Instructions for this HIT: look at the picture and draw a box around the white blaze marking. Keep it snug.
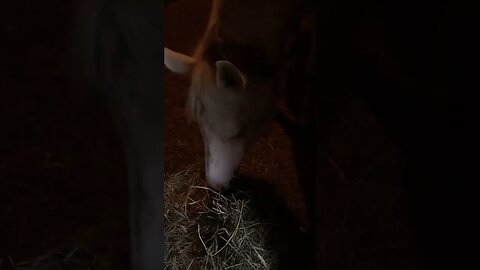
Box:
[205,138,244,190]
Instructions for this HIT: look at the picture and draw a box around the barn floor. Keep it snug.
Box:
[1,0,421,269]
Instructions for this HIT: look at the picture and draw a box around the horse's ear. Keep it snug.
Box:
[164,47,195,75]
[215,60,246,89]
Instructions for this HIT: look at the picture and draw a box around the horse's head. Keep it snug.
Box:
[165,48,276,191]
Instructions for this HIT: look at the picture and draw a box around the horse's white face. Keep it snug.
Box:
[165,48,276,191]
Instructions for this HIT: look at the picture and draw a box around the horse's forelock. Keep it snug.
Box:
[185,61,215,121]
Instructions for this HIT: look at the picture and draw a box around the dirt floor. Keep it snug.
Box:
[1,0,421,269]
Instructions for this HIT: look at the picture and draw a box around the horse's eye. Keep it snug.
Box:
[229,126,246,140]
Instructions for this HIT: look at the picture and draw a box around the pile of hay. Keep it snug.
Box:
[164,167,279,270]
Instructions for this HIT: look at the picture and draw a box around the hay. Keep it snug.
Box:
[165,167,278,270]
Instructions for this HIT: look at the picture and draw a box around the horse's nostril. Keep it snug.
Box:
[207,180,230,193]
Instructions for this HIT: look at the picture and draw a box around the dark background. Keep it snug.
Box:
[1,0,476,269]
